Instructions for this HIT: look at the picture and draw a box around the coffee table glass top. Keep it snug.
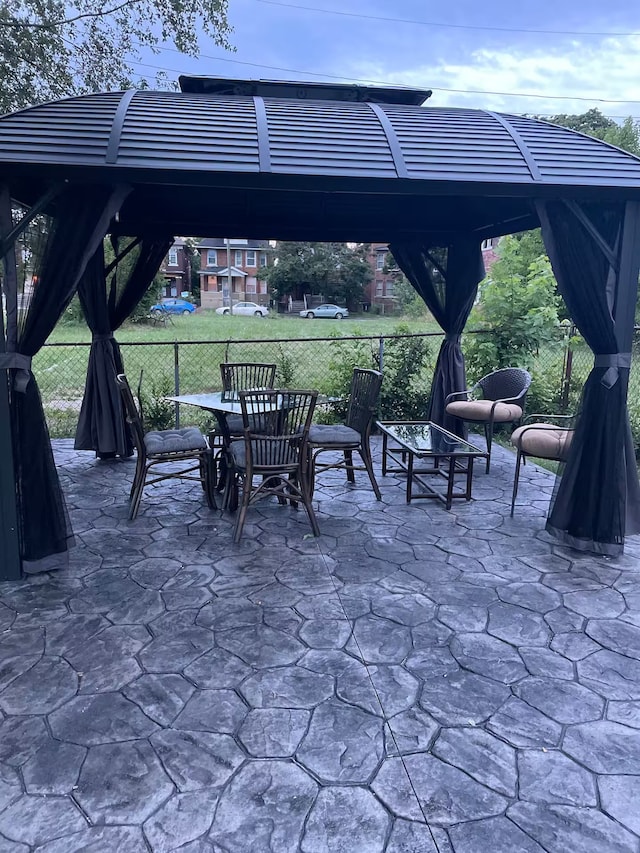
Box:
[377,421,485,457]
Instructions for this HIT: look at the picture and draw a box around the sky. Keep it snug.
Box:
[131,0,640,121]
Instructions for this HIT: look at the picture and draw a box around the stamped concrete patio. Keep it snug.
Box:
[0,438,639,852]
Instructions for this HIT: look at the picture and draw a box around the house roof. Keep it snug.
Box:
[2,78,640,242]
[198,238,271,249]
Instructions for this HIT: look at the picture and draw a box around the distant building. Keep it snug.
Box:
[197,238,273,310]
[481,237,500,274]
[159,239,191,297]
[365,243,397,313]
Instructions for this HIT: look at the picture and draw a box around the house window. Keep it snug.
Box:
[481,238,494,251]
[235,250,243,267]
[259,252,268,267]
[246,250,256,267]
[168,248,178,266]
[385,281,394,296]
[246,280,256,294]
[207,249,217,266]
[376,281,383,296]
[376,252,386,271]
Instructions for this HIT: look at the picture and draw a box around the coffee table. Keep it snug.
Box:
[376,420,489,509]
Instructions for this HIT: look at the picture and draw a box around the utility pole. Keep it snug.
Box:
[225,237,233,314]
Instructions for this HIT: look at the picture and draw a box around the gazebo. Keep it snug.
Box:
[1,76,639,577]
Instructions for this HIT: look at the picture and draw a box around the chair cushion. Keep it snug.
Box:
[445,399,523,423]
[230,440,297,469]
[144,427,207,455]
[224,414,273,435]
[224,414,244,435]
[511,423,573,460]
[308,424,360,446]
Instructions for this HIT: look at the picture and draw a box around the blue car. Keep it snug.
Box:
[150,298,196,316]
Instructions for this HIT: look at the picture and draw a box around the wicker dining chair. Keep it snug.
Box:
[308,367,383,499]
[219,361,277,433]
[510,413,575,516]
[445,367,531,473]
[116,373,216,519]
[228,389,319,543]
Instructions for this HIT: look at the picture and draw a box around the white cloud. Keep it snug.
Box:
[351,35,640,117]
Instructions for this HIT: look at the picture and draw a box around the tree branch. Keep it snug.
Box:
[0,0,146,30]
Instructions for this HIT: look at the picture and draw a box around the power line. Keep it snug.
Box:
[254,0,640,37]
[125,53,640,106]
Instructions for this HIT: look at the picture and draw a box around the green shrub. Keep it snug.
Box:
[139,374,175,431]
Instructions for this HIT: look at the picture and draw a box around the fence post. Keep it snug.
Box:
[378,336,384,374]
[173,341,180,428]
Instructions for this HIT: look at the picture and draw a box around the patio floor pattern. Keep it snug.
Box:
[0,438,639,852]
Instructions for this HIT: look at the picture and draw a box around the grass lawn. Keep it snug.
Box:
[47,310,441,344]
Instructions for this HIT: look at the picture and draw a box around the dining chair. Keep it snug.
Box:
[228,389,319,543]
[444,367,531,473]
[510,413,575,516]
[307,367,383,500]
[219,361,277,434]
[116,373,216,519]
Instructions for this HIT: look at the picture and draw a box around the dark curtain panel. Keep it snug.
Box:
[74,235,173,457]
[9,185,129,571]
[390,238,485,436]
[537,199,640,555]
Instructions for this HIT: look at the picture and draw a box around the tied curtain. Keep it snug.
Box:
[390,238,485,436]
[5,184,130,572]
[74,234,174,458]
[537,199,640,556]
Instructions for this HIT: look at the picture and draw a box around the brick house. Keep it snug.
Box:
[159,238,192,298]
[197,238,273,310]
[365,243,397,313]
[365,239,500,311]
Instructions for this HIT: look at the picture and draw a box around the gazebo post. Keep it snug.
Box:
[0,187,23,579]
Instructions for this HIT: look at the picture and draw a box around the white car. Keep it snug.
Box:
[215,301,269,317]
[299,303,349,319]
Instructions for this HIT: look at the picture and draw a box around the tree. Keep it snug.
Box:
[259,242,372,308]
[465,241,561,379]
[545,108,640,157]
[0,0,232,114]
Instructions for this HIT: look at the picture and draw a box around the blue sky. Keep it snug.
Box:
[133,0,640,120]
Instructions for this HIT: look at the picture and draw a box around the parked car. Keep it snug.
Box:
[150,297,196,316]
[299,303,349,319]
[215,301,269,317]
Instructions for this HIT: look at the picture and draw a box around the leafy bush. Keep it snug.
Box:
[321,324,431,422]
[139,374,175,431]
[465,251,561,381]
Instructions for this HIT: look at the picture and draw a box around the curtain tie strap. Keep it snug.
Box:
[595,352,632,389]
[0,353,32,392]
[91,333,114,342]
[444,333,461,343]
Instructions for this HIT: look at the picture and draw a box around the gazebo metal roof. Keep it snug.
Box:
[2,79,640,241]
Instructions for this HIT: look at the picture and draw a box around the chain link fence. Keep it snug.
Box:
[35,326,640,453]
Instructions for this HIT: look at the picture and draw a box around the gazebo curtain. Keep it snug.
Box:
[74,234,173,458]
[5,184,129,572]
[537,199,640,555]
[390,238,485,436]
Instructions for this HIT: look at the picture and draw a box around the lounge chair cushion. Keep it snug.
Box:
[308,424,360,445]
[445,399,523,422]
[511,423,573,460]
[145,427,207,455]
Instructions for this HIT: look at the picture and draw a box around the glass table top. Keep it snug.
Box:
[376,421,485,456]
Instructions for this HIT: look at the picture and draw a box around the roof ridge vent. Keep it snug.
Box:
[178,75,432,106]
